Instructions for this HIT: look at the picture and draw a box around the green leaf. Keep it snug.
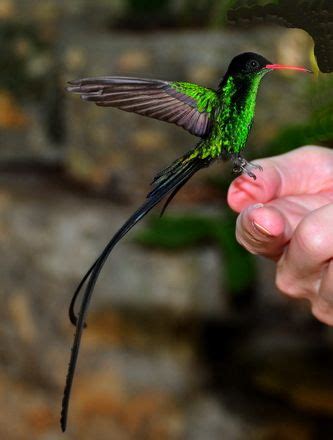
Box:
[135,213,256,294]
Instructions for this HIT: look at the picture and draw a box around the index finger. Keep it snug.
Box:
[228,145,333,213]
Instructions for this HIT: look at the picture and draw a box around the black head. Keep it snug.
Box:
[226,52,272,77]
[225,52,312,79]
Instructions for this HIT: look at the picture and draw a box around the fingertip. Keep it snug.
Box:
[227,162,283,213]
[227,174,264,212]
[236,204,289,258]
[249,205,285,238]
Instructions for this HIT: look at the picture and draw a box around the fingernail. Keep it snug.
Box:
[252,221,274,237]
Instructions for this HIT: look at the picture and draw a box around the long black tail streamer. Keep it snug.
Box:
[60,154,211,431]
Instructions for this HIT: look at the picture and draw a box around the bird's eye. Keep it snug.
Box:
[250,60,259,69]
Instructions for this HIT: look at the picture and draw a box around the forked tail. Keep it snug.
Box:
[60,149,212,431]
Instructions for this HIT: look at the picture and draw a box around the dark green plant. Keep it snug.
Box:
[265,74,333,156]
[135,213,256,294]
[0,21,50,100]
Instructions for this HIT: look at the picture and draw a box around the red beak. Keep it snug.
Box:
[265,63,312,73]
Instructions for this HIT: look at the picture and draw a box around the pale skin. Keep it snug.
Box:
[227,145,333,326]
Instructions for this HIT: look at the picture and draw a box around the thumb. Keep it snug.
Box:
[236,203,292,260]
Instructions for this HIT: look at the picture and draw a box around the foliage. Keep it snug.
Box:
[0,20,66,143]
[136,212,256,294]
[0,21,50,100]
[265,73,333,156]
[113,0,235,29]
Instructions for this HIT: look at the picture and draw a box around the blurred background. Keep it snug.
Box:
[0,1,333,439]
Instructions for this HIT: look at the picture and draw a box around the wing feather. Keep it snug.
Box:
[68,76,218,137]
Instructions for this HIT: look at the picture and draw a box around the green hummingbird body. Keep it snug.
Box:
[215,73,264,155]
[61,52,311,431]
[171,71,266,163]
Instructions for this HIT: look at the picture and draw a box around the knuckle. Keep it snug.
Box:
[297,145,321,154]
[296,218,327,257]
[311,301,333,326]
[288,146,333,177]
[297,145,329,158]
[275,269,303,298]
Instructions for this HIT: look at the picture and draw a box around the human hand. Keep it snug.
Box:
[227,145,333,326]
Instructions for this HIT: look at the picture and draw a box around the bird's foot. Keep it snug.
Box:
[231,155,263,180]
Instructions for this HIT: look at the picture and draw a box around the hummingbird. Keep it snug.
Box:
[61,52,311,431]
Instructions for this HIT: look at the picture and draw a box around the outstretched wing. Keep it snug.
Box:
[67,77,218,138]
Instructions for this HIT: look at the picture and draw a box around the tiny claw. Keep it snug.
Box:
[255,164,263,172]
[247,170,257,180]
[231,155,262,180]
[246,162,263,172]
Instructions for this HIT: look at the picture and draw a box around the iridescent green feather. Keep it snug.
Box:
[170,81,218,113]
[172,72,265,162]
